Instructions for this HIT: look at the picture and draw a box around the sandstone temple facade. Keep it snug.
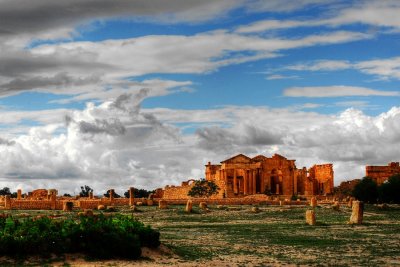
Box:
[162,153,334,199]
[366,162,400,185]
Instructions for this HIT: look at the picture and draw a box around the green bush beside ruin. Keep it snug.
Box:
[0,214,160,259]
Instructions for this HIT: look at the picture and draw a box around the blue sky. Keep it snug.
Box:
[0,0,399,193]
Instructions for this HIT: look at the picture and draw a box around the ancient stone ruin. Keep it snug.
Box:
[349,201,364,224]
[163,153,334,200]
[306,210,316,225]
[0,187,155,211]
[366,161,400,185]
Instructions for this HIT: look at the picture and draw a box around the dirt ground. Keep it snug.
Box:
[1,203,400,266]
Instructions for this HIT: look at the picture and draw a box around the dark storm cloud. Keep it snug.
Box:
[0,137,15,146]
[241,125,283,146]
[0,0,242,37]
[196,126,237,152]
[196,124,283,152]
[79,118,126,136]
[110,88,149,114]
[0,50,111,96]
[0,73,100,93]
[0,51,110,76]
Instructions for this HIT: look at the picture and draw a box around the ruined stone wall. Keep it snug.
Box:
[152,188,164,198]
[0,197,130,210]
[161,154,335,199]
[9,200,63,210]
[162,183,193,199]
[309,164,334,194]
[27,189,49,200]
[160,196,308,206]
[366,162,400,185]
[205,163,221,181]
[262,156,296,196]
[295,168,308,195]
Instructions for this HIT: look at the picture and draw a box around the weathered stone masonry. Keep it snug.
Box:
[366,162,400,185]
[163,153,334,199]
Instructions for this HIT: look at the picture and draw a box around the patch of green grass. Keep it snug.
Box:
[148,204,400,265]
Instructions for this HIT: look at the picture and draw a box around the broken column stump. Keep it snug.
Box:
[63,201,73,211]
[109,189,114,202]
[349,201,364,224]
[348,198,353,208]
[185,200,193,213]
[129,187,135,206]
[306,210,316,225]
[310,197,317,208]
[5,195,11,210]
[50,194,57,210]
[199,202,207,210]
[17,189,22,200]
[159,200,168,209]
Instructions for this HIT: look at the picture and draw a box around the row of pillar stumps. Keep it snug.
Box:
[63,187,138,211]
[306,197,364,225]
[4,187,138,211]
[159,198,365,225]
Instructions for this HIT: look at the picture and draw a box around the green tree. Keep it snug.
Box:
[352,177,378,203]
[379,174,400,203]
[0,187,11,196]
[188,179,220,198]
[79,185,93,197]
[123,188,154,198]
[104,190,121,198]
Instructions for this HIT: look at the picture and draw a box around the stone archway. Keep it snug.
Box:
[270,169,283,194]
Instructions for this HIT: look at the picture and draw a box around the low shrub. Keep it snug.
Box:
[0,214,159,259]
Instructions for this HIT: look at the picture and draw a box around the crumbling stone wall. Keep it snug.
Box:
[28,189,49,200]
[366,162,400,185]
[162,182,194,199]
[0,188,132,210]
[308,164,334,195]
[164,154,335,199]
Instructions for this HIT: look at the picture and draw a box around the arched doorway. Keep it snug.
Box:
[270,169,282,195]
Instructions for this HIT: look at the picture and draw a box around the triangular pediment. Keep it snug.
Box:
[251,155,268,162]
[272,153,288,160]
[221,154,251,164]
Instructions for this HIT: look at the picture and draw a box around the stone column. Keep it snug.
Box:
[89,191,94,199]
[17,189,22,200]
[276,184,280,195]
[233,169,238,194]
[129,187,135,206]
[252,170,257,194]
[50,194,56,210]
[349,201,364,224]
[249,170,253,194]
[260,172,265,194]
[244,170,249,195]
[109,189,114,202]
[199,202,207,210]
[306,210,316,225]
[223,169,228,185]
[159,200,168,209]
[185,199,193,213]
[310,197,317,208]
[348,198,353,208]
[5,195,11,210]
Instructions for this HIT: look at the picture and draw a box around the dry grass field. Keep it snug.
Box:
[1,203,399,266]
